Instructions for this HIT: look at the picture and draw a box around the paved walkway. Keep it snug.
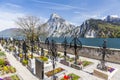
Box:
[0,45,39,80]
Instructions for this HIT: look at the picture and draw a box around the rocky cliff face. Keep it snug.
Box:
[45,13,75,37]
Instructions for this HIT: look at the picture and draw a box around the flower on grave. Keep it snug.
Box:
[0,78,3,80]
[64,75,69,80]
[107,67,115,73]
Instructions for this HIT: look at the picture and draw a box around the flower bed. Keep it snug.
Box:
[45,67,65,77]
[0,74,20,80]
[0,58,16,75]
[0,66,16,75]
[70,60,93,70]
[61,73,80,80]
[0,58,10,67]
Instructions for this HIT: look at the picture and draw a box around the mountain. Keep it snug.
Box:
[104,15,120,24]
[45,13,75,37]
[77,18,120,38]
[0,28,23,38]
[45,14,120,38]
[1,14,120,38]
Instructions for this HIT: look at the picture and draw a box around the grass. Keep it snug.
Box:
[82,61,93,67]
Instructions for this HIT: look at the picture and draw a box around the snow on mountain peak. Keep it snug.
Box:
[50,13,61,19]
[110,15,119,18]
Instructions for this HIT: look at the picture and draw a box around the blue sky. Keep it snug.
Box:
[0,0,120,31]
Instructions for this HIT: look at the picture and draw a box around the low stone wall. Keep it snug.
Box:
[40,42,120,64]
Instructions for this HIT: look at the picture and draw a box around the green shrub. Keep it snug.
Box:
[9,66,16,73]
[9,46,15,51]
[0,52,5,56]
[22,59,28,66]
[3,66,9,73]
[11,75,20,80]
[39,56,48,62]
[69,58,74,62]
[0,51,5,56]
[19,53,23,58]
[0,59,5,66]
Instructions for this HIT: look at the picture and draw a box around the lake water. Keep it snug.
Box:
[40,37,120,49]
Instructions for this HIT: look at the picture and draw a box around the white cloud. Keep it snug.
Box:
[0,3,24,31]
[0,11,25,31]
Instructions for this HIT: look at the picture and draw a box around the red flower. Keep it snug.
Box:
[64,75,69,80]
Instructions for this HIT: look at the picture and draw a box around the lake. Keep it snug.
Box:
[40,37,120,49]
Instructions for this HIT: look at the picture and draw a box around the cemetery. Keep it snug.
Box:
[0,37,119,80]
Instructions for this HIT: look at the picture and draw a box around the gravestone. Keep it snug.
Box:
[35,58,44,79]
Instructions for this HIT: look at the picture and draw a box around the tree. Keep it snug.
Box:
[15,15,47,41]
[15,15,48,58]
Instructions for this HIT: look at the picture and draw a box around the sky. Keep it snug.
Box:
[0,0,120,31]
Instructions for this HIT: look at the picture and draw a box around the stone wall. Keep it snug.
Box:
[40,42,120,64]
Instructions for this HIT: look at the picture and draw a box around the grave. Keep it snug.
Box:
[93,67,117,80]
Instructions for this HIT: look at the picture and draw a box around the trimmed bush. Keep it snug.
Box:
[39,56,48,62]
[3,66,9,73]
[9,66,16,73]
[22,59,28,66]
[11,75,20,80]
[19,53,23,58]
[0,59,5,66]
